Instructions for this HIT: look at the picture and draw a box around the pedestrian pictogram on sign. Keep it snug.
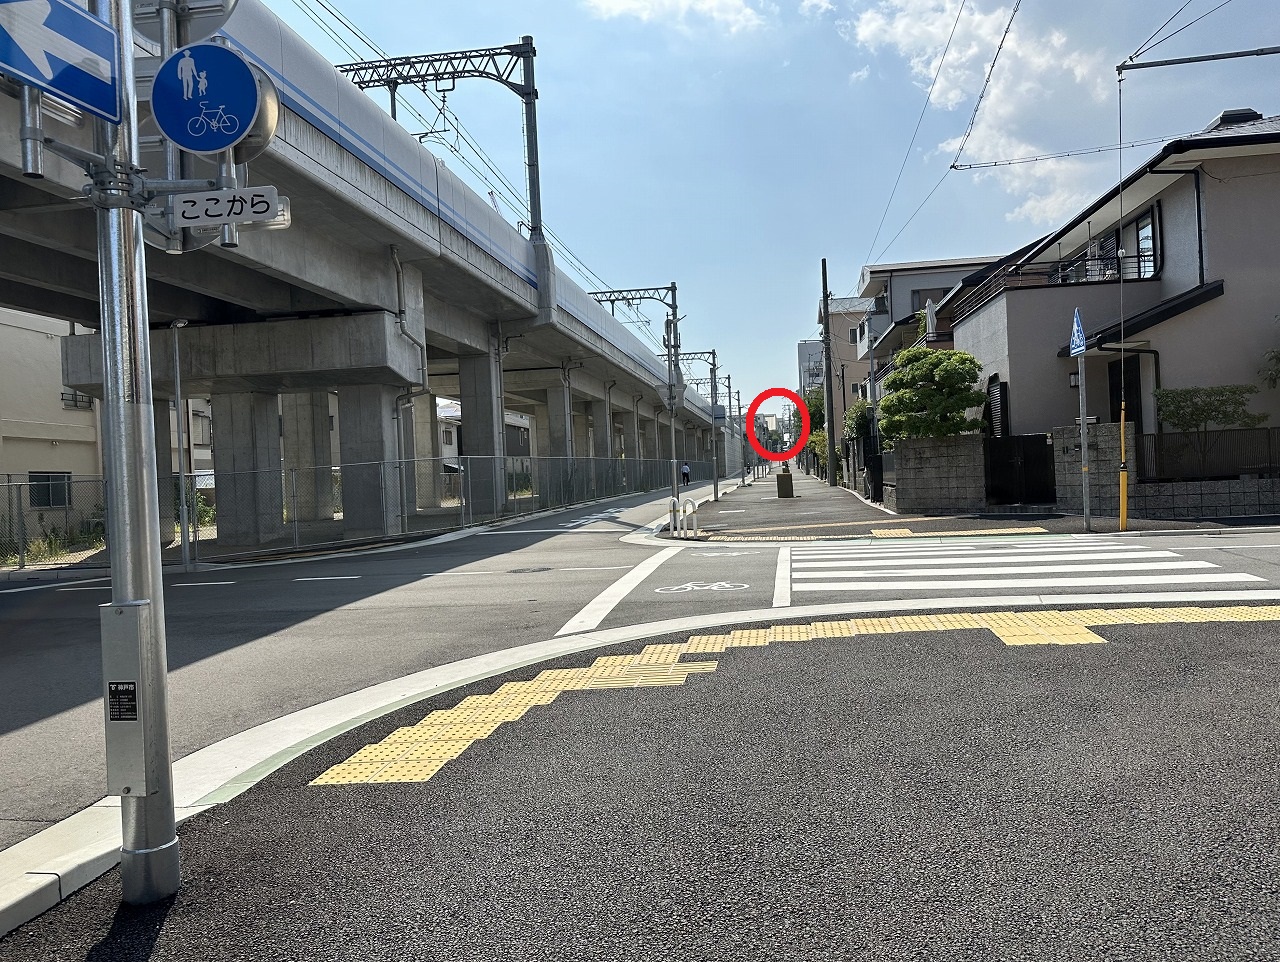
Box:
[151,41,260,154]
[1070,308,1087,357]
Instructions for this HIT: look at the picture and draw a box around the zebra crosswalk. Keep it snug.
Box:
[779,537,1267,602]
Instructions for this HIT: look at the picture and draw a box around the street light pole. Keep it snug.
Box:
[821,258,838,487]
[171,321,191,570]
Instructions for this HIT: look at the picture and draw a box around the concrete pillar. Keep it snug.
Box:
[620,406,640,489]
[411,393,441,510]
[282,391,334,522]
[210,392,285,545]
[590,398,613,459]
[153,399,176,544]
[573,411,590,461]
[458,346,506,518]
[337,384,401,537]
[650,407,663,460]
[546,381,573,459]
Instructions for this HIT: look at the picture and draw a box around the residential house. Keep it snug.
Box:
[943,108,1280,441]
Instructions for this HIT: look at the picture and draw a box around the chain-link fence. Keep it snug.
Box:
[1,456,716,569]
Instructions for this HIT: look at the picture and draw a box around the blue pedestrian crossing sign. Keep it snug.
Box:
[151,42,260,154]
[0,0,120,123]
[1069,308,1087,357]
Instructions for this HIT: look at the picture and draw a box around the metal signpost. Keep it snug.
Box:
[4,0,285,906]
[1070,308,1091,532]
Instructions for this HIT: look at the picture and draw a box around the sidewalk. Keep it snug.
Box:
[691,466,1226,541]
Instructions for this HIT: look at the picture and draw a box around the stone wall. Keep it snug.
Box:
[1053,421,1280,518]
[884,435,985,514]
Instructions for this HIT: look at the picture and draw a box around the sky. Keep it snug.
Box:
[262,0,1279,418]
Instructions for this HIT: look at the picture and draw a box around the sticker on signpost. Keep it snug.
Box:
[151,41,260,154]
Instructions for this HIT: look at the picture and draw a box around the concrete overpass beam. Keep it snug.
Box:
[210,392,286,545]
[337,385,402,537]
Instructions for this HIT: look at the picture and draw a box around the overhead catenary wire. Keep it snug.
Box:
[287,0,668,349]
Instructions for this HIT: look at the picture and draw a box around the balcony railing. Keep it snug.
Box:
[953,254,1154,323]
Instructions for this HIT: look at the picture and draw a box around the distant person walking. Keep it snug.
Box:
[681,462,691,485]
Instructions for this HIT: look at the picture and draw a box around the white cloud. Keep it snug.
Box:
[844,0,1111,225]
[800,0,835,14]
[849,65,871,82]
[583,0,768,32]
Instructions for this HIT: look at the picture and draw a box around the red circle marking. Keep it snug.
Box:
[747,388,810,462]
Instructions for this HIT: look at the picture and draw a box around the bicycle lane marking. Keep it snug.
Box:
[555,547,682,637]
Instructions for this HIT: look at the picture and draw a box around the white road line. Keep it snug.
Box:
[294,576,361,582]
[559,566,634,571]
[793,573,1262,592]
[555,547,681,636]
[173,581,236,586]
[790,543,1133,559]
[479,528,626,535]
[792,550,1180,568]
[773,546,791,608]
[0,577,109,594]
[790,561,1216,578]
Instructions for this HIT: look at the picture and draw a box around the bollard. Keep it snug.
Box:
[776,463,795,498]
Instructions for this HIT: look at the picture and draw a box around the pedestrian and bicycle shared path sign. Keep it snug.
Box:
[0,0,120,122]
[151,41,260,154]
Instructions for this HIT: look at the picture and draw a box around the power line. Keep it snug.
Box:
[872,166,950,263]
[949,0,1023,167]
[952,129,1201,169]
[1127,0,1197,62]
[1132,0,1237,61]
[861,0,968,267]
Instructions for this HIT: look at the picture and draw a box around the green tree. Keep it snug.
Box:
[877,346,985,444]
[843,399,871,440]
[1261,348,1280,389]
[1153,385,1268,475]
[1153,385,1268,433]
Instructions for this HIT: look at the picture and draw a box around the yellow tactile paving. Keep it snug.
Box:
[312,604,1280,787]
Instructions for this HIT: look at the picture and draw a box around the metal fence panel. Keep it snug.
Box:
[2,456,717,570]
[1138,428,1275,481]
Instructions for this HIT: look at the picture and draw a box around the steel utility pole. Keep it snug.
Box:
[96,0,180,903]
[589,284,681,501]
[679,352,723,500]
[820,259,838,487]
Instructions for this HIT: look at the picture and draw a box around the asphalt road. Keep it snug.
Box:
[6,480,1280,854]
[0,485,703,850]
[3,610,1278,960]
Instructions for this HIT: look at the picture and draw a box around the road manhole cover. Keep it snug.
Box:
[508,566,552,573]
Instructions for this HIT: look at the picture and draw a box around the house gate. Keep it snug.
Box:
[984,434,1056,505]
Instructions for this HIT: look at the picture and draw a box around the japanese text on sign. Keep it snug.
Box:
[172,186,279,227]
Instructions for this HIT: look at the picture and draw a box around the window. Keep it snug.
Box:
[61,391,93,410]
[29,472,71,508]
[191,412,212,446]
[442,428,454,446]
[910,288,950,312]
[1136,210,1156,279]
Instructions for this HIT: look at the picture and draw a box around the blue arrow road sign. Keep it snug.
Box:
[151,42,259,154]
[0,0,119,123]
[1070,308,1087,357]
